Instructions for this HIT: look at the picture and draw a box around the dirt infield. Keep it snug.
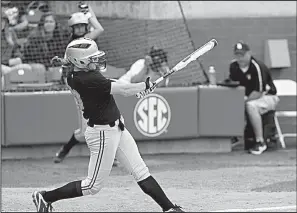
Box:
[2,149,296,212]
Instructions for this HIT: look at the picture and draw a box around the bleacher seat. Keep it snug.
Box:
[4,63,46,90]
[47,67,62,83]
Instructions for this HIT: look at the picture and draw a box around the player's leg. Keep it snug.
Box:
[54,112,87,163]
[54,128,84,163]
[54,116,120,166]
[115,128,184,212]
[246,95,279,154]
[33,125,121,212]
[55,133,120,167]
[81,125,121,196]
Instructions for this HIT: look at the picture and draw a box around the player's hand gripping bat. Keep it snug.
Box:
[136,39,218,98]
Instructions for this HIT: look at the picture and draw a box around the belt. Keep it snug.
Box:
[88,118,125,131]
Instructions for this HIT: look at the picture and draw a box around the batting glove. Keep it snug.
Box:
[137,77,157,99]
[51,56,62,66]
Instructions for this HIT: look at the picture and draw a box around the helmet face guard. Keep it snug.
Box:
[87,53,107,72]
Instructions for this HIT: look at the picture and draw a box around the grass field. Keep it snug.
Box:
[2,149,296,212]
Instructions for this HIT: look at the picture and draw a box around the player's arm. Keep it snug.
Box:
[110,80,150,97]
[84,5,104,40]
[89,74,151,97]
[110,78,128,84]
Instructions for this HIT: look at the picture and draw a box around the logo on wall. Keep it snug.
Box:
[133,94,171,137]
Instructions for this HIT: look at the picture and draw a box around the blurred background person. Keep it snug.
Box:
[2,1,29,39]
[26,1,50,26]
[119,46,170,87]
[1,12,32,89]
[23,11,69,69]
[68,2,104,42]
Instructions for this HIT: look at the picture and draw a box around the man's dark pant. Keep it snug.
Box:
[244,110,278,150]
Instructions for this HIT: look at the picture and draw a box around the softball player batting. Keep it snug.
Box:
[51,5,119,166]
[32,38,184,212]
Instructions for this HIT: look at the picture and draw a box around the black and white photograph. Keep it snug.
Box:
[1,1,296,212]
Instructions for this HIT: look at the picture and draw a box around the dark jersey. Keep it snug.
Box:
[229,57,277,96]
[67,70,121,125]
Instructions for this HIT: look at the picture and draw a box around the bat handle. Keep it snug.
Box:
[135,79,161,98]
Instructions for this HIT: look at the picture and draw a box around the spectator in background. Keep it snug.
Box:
[119,47,170,87]
[228,41,279,155]
[1,12,32,89]
[2,1,29,39]
[68,3,104,42]
[23,12,69,68]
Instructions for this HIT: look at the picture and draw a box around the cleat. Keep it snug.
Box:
[53,148,68,163]
[32,191,53,212]
[165,205,185,212]
[231,137,240,147]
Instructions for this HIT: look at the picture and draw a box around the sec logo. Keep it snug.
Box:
[134,94,171,137]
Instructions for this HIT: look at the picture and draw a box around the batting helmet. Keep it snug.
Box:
[68,12,88,27]
[65,38,106,71]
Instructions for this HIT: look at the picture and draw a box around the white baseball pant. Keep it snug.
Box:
[81,118,150,195]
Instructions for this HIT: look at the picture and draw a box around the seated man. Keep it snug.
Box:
[119,46,170,86]
[228,41,279,155]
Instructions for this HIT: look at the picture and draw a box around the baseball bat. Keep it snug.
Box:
[136,38,218,98]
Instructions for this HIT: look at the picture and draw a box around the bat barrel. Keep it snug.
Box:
[210,38,218,46]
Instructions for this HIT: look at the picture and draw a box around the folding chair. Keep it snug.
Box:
[273,79,297,148]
